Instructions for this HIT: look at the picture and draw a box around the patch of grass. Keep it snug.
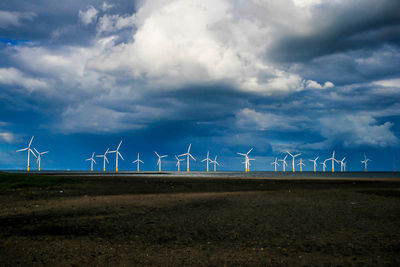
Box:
[0,172,77,190]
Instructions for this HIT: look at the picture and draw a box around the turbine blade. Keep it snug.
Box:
[178,153,187,157]
[42,151,49,155]
[118,152,124,160]
[247,148,253,154]
[139,160,144,163]
[188,143,191,153]
[154,151,160,157]
[28,136,34,147]
[16,147,28,152]
[105,157,109,164]
[34,148,39,154]
[30,149,37,158]
[132,160,138,163]
[117,140,122,150]
[189,154,196,161]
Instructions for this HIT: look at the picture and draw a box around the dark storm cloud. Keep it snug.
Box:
[268,0,400,63]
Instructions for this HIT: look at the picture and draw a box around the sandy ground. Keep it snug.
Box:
[0,175,399,266]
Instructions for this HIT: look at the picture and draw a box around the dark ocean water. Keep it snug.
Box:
[4,170,400,179]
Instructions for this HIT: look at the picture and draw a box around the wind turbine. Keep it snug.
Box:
[33,148,49,171]
[309,156,319,172]
[16,136,36,171]
[278,155,288,172]
[297,158,305,172]
[321,160,327,172]
[286,151,301,172]
[175,155,184,172]
[96,148,109,171]
[237,148,253,172]
[338,157,346,172]
[179,144,196,172]
[210,156,220,172]
[271,158,280,172]
[326,151,338,172]
[132,153,144,172]
[201,151,212,172]
[110,140,124,172]
[361,154,371,172]
[85,152,96,171]
[155,151,167,172]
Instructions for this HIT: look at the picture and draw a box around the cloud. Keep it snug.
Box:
[79,6,98,25]
[0,132,14,143]
[0,10,35,28]
[0,67,48,91]
[319,114,398,147]
[235,108,307,131]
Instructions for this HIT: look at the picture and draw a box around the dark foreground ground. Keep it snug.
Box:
[0,172,399,266]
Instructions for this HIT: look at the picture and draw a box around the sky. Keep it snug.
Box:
[0,0,400,171]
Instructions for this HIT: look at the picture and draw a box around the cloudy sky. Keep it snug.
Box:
[1,0,400,171]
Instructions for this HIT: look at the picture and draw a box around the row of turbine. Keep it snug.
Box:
[271,151,371,172]
[16,136,371,172]
[85,142,220,172]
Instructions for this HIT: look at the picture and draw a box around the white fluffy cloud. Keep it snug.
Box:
[319,114,398,147]
[0,68,48,91]
[79,6,98,25]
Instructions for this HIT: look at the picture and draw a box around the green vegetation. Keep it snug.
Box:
[0,172,77,189]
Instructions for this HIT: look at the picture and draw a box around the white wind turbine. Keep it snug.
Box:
[96,148,109,172]
[297,158,305,172]
[338,157,346,172]
[237,148,253,172]
[271,158,280,172]
[210,156,220,172]
[361,154,371,172]
[179,144,196,172]
[110,140,124,172]
[132,153,144,172]
[201,151,212,172]
[321,159,327,172]
[279,155,288,172]
[16,136,36,171]
[33,148,49,171]
[309,156,319,172]
[326,151,339,172]
[175,155,184,172]
[85,152,96,171]
[286,151,301,172]
[155,151,168,172]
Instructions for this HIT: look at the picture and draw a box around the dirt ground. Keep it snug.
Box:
[0,175,400,266]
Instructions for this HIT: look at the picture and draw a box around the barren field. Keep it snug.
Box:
[0,173,400,266]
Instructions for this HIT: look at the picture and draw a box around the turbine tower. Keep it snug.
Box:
[339,157,346,172]
[85,152,96,171]
[155,151,167,172]
[326,151,338,172]
[179,144,195,172]
[96,148,109,171]
[309,156,319,172]
[210,156,220,172]
[279,155,288,172]
[16,136,36,172]
[110,140,124,172]
[175,155,184,172]
[321,160,327,172]
[237,148,253,172]
[132,153,144,172]
[271,158,280,172]
[286,151,301,172]
[33,148,49,171]
[361,154,371,172]
[297,158,305,172]
[201,151,212,172]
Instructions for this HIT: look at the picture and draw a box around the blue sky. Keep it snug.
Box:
[1,0,400,171]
